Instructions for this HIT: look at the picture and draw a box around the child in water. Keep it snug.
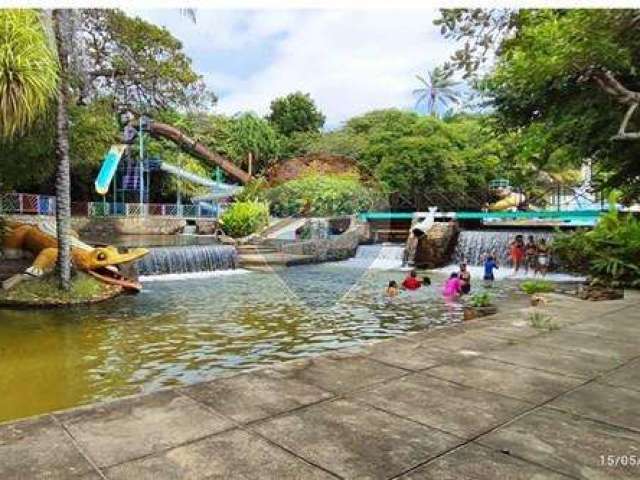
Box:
[443,272,462,298]
[385,280,399,297]
[483,253,499,286]
[459,263,471,295]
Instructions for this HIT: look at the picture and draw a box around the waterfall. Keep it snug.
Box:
[452,229,555,266]
[341,244,405,269]
[137,245,238,275]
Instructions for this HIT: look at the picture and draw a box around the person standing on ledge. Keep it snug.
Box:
[510,234,525,273]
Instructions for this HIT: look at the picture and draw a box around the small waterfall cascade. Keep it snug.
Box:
[182,225,197,235]
[452,229,555,266]
[137,245,238,275]
[346,244,405,269]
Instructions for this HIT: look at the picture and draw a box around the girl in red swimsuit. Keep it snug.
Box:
[510,235,525,273]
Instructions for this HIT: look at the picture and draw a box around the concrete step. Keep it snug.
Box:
[238,252,315,269]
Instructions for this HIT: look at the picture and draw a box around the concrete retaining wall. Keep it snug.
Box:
[277,217,369,263]
[2,214,194,236]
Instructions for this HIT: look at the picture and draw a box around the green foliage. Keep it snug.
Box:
[554,197,640,287]
[528,311,559,331]
[267,173,380,217]
[267,91,325,136]
[0,9,58,139]
[234,177,269,202]
[79,10,213,110]
[339,109,502,196]
[520,280,555,295]
[469,292,493,307]
[220,200,269,238]
[0,99,119,197]
[413,66,461,116]
[225,113,281,174]
[473,9,640,199]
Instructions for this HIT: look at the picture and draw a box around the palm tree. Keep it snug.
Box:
[0,10,58,138]
[413,66,461,116]
[52,9,72,290]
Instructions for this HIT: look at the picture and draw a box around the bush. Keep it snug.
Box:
[554,197,640,288]
[469,292,493,307]
[220,201,269,238]
[520,280,555,295]
[267,173,381,216]
[528,312,559,331]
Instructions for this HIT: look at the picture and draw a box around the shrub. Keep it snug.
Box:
[528,312,559,331]
[469,292,493,307]
[220,201,269,238]
[520,280,555,295]
[554,195,640,288]
[267,173,381,216]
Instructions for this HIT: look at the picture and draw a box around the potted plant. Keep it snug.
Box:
[463,292,497,321]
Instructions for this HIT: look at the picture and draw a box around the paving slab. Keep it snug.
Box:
[598,358,640,392]
[354,373,531,437]
[479,407,640,479]
[105,428,336,480]
[0,415,97,479]
[463,316,543,341]
[181,367,334,424]
[364,336,469,371]
[408,329,512,356]
[527,331,639,363]
[269,352,407,394]
[398,442,571,479]
[549,382,640,433]
[563,314,640,343]
[484,342,624,378]
[425,357,584,403]
[55,389,233,468]
[253,398,460,479]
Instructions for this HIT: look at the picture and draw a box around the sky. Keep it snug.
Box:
[129,9,459,128]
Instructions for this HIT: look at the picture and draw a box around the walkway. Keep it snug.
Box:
[2,292,640,479]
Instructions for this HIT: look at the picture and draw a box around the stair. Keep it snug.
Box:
[237,245,315,271]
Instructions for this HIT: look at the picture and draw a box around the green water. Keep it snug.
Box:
[0,261,513,423]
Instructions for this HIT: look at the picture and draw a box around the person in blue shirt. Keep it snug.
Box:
[483,253,499,285]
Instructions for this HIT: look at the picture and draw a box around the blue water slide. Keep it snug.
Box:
[95,145,127,195]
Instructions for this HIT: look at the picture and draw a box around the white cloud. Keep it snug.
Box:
[129,9,458,127]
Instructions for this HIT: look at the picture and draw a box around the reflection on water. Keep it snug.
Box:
[0,261,513,422]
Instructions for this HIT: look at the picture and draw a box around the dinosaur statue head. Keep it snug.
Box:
[74,246,149,292]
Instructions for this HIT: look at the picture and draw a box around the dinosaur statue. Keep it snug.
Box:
[1,220,148,292]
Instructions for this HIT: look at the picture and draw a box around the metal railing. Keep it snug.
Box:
[1,193,219,219]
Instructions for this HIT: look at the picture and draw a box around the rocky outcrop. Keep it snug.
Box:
[413,221,459,268]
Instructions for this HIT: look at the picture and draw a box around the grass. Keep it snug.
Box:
[521,279,555,295]
[0,272,118,305]
[528,311,560,331]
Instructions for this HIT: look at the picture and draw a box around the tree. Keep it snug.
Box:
[52,8,73,290]
[436,9,640,200]
[0,10,58,139]
[76,9,214,111]
[413,66,461,116]
[267,92,325,136]
[226,113,280,175]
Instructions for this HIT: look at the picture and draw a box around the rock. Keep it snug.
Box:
[577,285,624,301]
[414,221,459,269]
[530,295,550,306]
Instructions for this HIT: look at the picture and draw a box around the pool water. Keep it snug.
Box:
[0,260,515,423]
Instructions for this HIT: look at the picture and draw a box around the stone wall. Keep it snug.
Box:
[413,221,459,268]
[278,217,368,263]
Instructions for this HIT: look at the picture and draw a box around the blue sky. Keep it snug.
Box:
[130,9,459,127]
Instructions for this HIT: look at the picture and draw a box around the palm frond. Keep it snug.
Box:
[0,9,59,139]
